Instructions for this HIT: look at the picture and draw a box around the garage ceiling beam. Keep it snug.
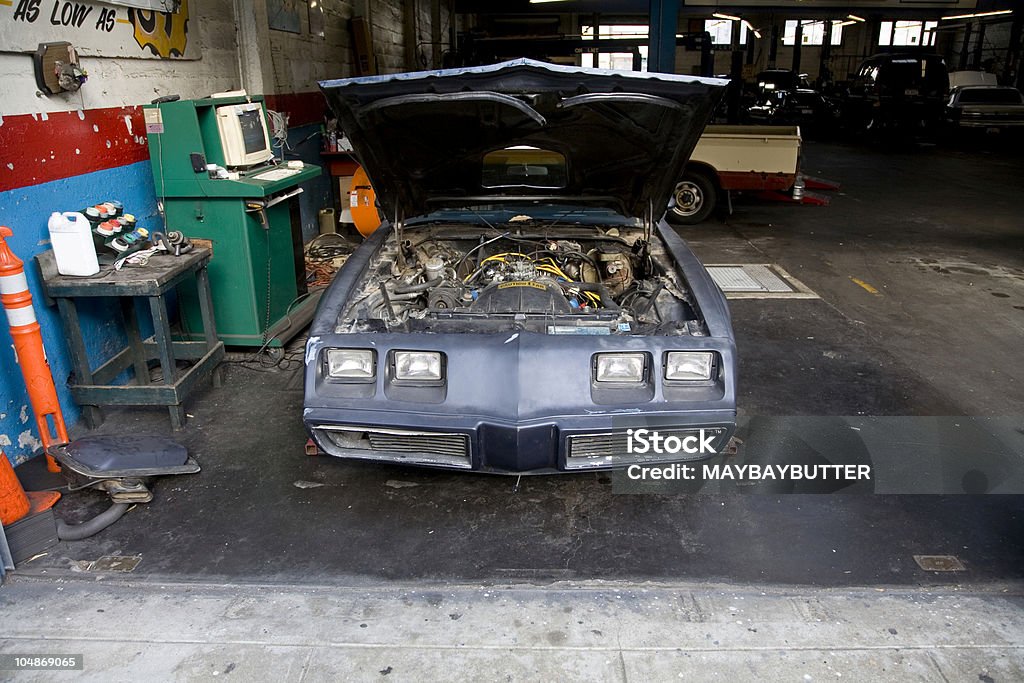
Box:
[233,0,273,95]
[432,0,443,68]
[648,0,679,73]
[1004,15,1022,88]
[404,0,419,71]
[455,1,992,17]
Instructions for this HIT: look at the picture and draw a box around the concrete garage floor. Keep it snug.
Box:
[4,141,1023,680]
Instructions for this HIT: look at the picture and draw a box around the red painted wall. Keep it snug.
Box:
[0,92,327,193]
[266,92,328,128]
[0,108,149,193]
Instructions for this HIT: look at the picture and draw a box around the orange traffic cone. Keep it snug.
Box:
[0,226,69,473]
[0,450,30,525]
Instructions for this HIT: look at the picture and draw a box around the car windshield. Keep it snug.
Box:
[405,204,643,228]
[958,88,1024,104]
[758,71,797,91]
[880,57,947,90]
[481,147,568,190]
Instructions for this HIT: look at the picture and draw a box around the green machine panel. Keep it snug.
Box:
[144,95,322,347]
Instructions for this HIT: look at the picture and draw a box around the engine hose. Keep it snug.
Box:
[392,277,442,294]
[573,282,620,310]
[636,282,665,317]
[56,502,130,541]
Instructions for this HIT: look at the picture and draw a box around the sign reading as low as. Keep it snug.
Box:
[1,0,197,60]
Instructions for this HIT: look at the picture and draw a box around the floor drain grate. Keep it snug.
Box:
[706,264,818,299]
[913,555,966,572]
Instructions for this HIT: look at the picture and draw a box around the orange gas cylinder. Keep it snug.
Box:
[350,165,382,238]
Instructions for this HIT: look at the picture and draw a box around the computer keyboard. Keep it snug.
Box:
[253,167,300,182]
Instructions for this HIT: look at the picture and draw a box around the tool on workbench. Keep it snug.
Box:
[151,230,193,256]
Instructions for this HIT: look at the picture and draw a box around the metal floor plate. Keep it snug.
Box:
[706,264,819,299]
[81,554,143,573]
[913,555,967,572]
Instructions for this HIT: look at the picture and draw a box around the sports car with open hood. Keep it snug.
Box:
[305,59,734,473]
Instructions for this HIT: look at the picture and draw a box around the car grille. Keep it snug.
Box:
[315,426,472,469]
[365,431,469,457]
[566,428,727,470]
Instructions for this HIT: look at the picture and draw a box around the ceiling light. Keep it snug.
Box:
[529,0,573,4]
[712,12,741,22]
[837,21,857,28]
[941,9,1013,21]
[847,14,866,23]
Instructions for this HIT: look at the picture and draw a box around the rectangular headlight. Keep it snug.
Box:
[595,352,647,383]
[665,351,714,381]
[326,348,375,380]
[393,351,443,382]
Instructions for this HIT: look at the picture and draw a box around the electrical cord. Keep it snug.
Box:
[455,231,513,272]
[261,227,272,349]
[305,233,353,262]
[223,337,306,373]
[304,234,351,287]
[221,290,317,372]
[267,108,291,152]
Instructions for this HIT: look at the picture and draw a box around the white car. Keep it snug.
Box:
[946,84,1024,132]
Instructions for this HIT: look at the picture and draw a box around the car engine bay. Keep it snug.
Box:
[338,223,708,336]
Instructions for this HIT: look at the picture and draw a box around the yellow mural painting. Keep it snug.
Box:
[129,0,189,59]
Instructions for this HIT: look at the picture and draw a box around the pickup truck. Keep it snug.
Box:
[667,125,802,225]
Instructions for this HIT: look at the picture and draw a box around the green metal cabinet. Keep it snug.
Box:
[144,95,322,347]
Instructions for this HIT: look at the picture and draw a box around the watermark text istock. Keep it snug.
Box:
[626,428,717,455]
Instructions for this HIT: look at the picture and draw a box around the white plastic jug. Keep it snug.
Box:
[48,211,100,277]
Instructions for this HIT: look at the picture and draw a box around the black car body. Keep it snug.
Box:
[745,88,840,136]
[843,53,949,134]
[305,59,734,474]
[754,69,810,95]
[945,85,1024,132]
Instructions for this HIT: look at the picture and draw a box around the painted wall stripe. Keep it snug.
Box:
[0,107,149,193]
[265,91,328,128]
[0,272,28,295]
[1,93,326,193]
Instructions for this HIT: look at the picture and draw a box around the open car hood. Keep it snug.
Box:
[319,59,727,221]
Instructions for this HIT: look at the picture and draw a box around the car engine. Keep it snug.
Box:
[339,226,707,337]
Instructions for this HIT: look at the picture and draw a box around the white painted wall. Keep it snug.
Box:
[0,0,240,117]
[0,0,420,118]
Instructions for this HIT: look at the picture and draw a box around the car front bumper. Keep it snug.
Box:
[956,119,1024,128]
[305,409,736,473]
[303,331,737,474]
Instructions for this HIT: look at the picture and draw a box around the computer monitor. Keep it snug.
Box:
[215,102,274,168]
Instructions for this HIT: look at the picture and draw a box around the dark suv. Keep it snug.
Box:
[844,53,949,136]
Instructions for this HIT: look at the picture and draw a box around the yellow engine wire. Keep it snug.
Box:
[468,253,603,306]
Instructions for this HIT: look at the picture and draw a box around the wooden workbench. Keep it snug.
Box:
[36,247,225,430]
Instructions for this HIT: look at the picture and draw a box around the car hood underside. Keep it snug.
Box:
[319,59,726,221]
